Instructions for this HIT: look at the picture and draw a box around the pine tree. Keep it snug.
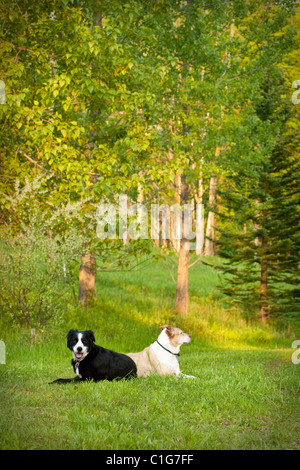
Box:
[218,73,300,324]
[266,132,300,321]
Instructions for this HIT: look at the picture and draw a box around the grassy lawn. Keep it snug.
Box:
[0,258,299,450]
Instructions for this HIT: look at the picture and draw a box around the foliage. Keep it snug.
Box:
[216,72,300,322]
[0,177,86,328]
[0,226,72,328]
[0,0,299,323]
[1,0,296,203]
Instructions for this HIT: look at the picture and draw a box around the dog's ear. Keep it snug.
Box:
[67,329,77,348]
[160,325,174,336]
[67,329,77,339]
[86,330,95,343]
[160,325,170,331]
[159,325,173,332]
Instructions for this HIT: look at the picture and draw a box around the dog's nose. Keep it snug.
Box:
[76,346,82,352]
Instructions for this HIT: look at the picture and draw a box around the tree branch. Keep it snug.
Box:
[17,149,45,170]
[162,260,176,286]
[188,256,203,269]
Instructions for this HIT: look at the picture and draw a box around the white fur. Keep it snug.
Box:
[151,328,195,379]
[72,332,89,363]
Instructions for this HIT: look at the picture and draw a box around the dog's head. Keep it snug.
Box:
[67,329,95,362]
[160,325,192,347]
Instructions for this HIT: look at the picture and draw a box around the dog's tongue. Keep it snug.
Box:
[75,352,83,359]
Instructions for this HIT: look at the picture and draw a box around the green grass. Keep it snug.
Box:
[0,257,299,450]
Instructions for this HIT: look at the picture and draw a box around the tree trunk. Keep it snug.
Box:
[195,157,204,256]
[204,147,220,256]
[79,252,96,307]
[137,174,144,230]
[195,202,204,256]
[120,193,129,245]
[174,0,194,315]
[174,237,190,316]
[204,175,217,256]
[259,232,268,324]
[174,175,190,316]
[170,173,181,253]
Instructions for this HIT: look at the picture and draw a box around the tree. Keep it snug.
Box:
[217,70,300,323]
[145,0,298,315]
[0,0,166,305]
[0,0,298,321]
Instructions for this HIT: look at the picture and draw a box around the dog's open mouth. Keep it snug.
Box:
[75,352,83,359]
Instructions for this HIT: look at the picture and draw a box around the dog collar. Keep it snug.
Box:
[156,340,180,357]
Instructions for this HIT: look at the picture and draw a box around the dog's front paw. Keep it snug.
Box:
[49,378,71,384]
[180,373,196,379]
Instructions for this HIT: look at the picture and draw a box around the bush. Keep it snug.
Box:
[0,224,80,328]
[0,176,93,328]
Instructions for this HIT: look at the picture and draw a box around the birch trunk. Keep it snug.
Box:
[204,175,217,256]
[170,173,181,253]
[204,146,220,256]
[174,237,190,316]
[196,157,204,255]
[174,175,190,316]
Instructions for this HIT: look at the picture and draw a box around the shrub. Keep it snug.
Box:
[0,176,92,328]
[0,223,80,328]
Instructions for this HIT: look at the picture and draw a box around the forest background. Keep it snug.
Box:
[0,0,299,327]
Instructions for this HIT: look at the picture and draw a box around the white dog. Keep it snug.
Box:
[127,325,195,378]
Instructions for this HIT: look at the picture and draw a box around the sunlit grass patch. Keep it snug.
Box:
[0,257,299,450]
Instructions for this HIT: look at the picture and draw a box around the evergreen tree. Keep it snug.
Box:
[266,132,300,321]
[218,72,300,324]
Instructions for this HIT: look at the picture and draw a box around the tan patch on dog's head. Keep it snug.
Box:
[159,325,192,347]
[160,324,171,331]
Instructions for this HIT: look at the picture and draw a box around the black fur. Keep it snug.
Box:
[50,329,137,384]
[67,328,95,352]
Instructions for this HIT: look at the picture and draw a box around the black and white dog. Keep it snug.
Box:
[50,329,137,384]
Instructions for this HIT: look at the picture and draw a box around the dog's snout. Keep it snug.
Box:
[76,346,83,352]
